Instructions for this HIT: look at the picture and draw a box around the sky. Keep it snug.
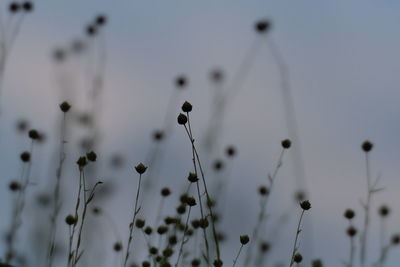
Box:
[0,0,400,266]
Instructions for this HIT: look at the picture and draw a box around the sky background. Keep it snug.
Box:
[1,0,400,266]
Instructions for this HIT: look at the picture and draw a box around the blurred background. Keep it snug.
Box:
[0,0,400,266]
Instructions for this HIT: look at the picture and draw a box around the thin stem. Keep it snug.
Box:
[175,206,192,267]
[360,152,371,267]
[123,174,143,267]
[290,210,305,267]
[47,113,67,267]
[244,148,285,266]
[232,245,244,267]
[68,170,83,266]
[183,120,210,265]
[73,171,88,266]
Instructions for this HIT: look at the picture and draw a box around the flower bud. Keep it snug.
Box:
[181,101,193,113]
[362,140,373,152]
[135,163,147,174]
[177,113,188,125]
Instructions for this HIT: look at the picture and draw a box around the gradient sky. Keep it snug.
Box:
[1,0,400,266]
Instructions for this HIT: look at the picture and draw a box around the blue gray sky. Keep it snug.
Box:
[1,0,400,266]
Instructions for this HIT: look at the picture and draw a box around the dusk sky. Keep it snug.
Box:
[1,1,400,266]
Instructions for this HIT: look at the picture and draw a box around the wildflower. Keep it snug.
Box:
[9,181,21,192]
[114,242,122,252]
[347,226,357,237]
[293,253,303,263]
[255,19,271,33]
[175,76,187,88]
[226,146,236,157]
[240,235,250,245]
[134,163,147,174]
[59,101,71,112]
[362,140,373,152]
[161,187,171,197]
[181,101,193,113]
[22,2,33,12]
[28,129,40,140]
[379,205,390,217]
[76,156,87,169]
[86,151,97,162]
[187,172,198,183]
[65,215,77,225]
[177,113,188,125]
[300,200,311,210]
[20,151,30,162]
[281,139,291,149]
[344,209,355,220]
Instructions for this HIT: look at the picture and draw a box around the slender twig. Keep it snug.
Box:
[47,112,68,267]
[232,245,244,267]
[123,173,143,267]
[175,206,192,267]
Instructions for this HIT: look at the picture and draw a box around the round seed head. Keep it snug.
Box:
[191,258,201,267]
[142,261,150,267]
[210,69,224,83]
[213,160,224,171]
[181,101,193,112]
[293,253,303,263]
[240,235,250,245]
[113,242,122,252]
[135,163,147,174]
[187,172,198,183]
[177,113,188,125]
[177,204,186,214]
[168,235,177,246]
[76,156,87,169]
[16,119,28,132]
[300,200,311,210]
[96,14,107,26]
[344,209,355,220]
[86,151,97,162]
[144,226,153,235]
[9,2,20,13]
[53,48,66,62]
[86,24,97,36]
[379,205,390,217]
[59,101,71,112]
[157,225,168,235]
[260,241,270,253]
[213,259,223,267]
[347,226,357,237]
[175,76,187,88]
[191,219,200,229]
[149,247,158,255]
[258,186,269,196]
[199,218,209,229]
[65,215,77,225]
[312,259,323,267]
[163,248,173,257]
[135,219,145,228]
[226,146,236,157]
[281,139,291,149]
[153,130,164,141]
[186,196,197,207]
[22,2,33,12]
[255,19,271,33]
[161,187,171,197]
[20,151,30,162]
[9,181,21,192]
[28,129,40,140]
[391,234,400,245]
[362,140,373,152]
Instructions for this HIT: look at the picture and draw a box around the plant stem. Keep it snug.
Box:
[289,210,305,267]
[232,245,244,267]
[123,174,143,267]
